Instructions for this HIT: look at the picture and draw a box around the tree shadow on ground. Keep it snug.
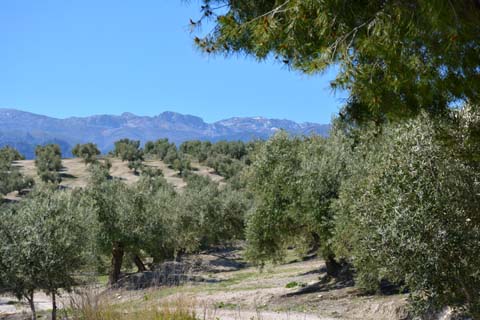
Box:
[283,275,355,298]
[60,173,77,179]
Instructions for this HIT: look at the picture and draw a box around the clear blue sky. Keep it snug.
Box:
[0,0,346,124]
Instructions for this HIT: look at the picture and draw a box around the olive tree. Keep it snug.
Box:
[35,144,62,183]
[85,167,187,282]
[85,178,139,284]
[0,146,25,162]
[244,128,351,276]
[113,139,144,173]
[0,147,34,197]
[333,112,480,316]
[72,142,101,164]
[174,174,249,255]
[145,138,175,160]
[0,186,90,320]
[133,173,178,264]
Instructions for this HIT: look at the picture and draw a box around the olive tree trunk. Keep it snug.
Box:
[325,255,342,278]
[109,243,124,285]
[133,254,147,273]
[51,292,57,320]
[25,291,36,320]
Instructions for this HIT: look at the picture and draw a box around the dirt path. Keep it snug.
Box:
[0,293,52,318]
[194,308,335,320]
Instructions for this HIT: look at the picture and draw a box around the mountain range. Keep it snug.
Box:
[0,108,330,159]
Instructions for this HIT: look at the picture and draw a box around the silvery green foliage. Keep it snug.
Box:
[333,112,480,316]
[0,185,90,317]
[175,174,249,253]
[244,126,352,265]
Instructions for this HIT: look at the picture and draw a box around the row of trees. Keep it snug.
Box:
[0,158,250,320]
[243,108,480,317]
[2,137,253,198]
[179,140,256,179]
[145,138,256,179]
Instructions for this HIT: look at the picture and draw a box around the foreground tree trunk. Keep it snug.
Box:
[175,248,186,262]
[325,255,342,278]
[51,292,57,320]
[308,232,320,255]
[133,254,147,272]
[25,291,36,320]
[109,242,124,285]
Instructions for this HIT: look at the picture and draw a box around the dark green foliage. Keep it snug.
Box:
[191,0,480,122]
[133,174,177,263]
[333,112,480,317]
[35,144,62,183]
[72,143,101,164]
[140,166,163,178]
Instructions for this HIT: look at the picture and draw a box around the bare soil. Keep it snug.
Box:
[0,250,410,320]
[105,250,410,320]
[8,157,224,194]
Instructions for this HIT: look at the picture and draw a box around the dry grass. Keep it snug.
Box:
[67,289,199,320]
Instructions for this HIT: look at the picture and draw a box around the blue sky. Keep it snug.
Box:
[0,0,345,124]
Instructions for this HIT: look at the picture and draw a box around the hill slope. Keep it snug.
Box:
[0,109,330,158]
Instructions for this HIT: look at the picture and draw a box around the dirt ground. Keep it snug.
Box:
[178,252,410,320]
[0,249,410,320]
[8,157,224,193]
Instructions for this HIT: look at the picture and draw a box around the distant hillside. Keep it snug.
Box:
[0,109,330,158]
